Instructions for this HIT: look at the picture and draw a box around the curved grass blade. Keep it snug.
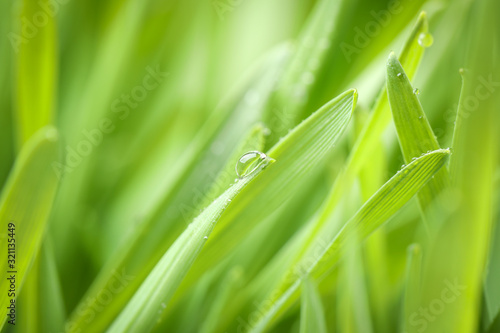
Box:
[107,155,275,333]
[300,277,327,333]
[248,149,450,332]
[300,12,430,253]
[386,52,450,228]
[0,126,60,330]
[65,46,291,333]
[187,89,357,284]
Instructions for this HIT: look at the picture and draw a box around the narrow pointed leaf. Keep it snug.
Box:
[249,149,450,332]
[0,127,59,330]
[108,155,274,332]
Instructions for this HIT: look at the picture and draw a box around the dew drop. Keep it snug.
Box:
[397,73,403,77]
[204,236,208,240]
[418,32,434,48]
[227,199,232,202]
[413,88,420,95]
[235,151,267,178]
[418,116,423,119]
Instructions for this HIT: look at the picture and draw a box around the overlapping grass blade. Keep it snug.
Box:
[386,52,450,225]
[65,47,291,333]
[0,126,59,330]
[107,155,274,332]
[248,149,450,332]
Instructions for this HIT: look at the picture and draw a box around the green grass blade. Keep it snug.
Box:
[186,89,357,285]
[401,244,422,333]
[263,0,348,142]
[303,12,430,247]
[64,46,290,333]
[249,149,450,332]
[14,0,57,147]
[300,277,327,333]
[386,52,450,220]
[0,126,59,330]
[107,155,275,332]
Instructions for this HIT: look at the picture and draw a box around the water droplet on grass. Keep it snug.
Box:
[397,73,403,77]
[235,151,267,178]
[204,236,208,240]
[418,32,434,48]
[413,88,420,95]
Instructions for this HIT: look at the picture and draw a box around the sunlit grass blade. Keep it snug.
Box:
[65,45,291,333]
[107,155,274,332]
[300,12,430,251]
[249,149,450,332]
[386,52,450,224]
[185,89,357,286]
[14,0,57,148]
[0,126,59,330]
[300,277,327,333]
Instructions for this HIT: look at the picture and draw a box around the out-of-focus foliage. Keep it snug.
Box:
[0,0,498,332]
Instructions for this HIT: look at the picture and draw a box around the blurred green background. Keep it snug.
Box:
[0,0,499,332]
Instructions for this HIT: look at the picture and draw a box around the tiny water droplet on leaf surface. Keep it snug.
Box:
[418,32,434,48]
[413,88,420,95]
[235,151,267,178]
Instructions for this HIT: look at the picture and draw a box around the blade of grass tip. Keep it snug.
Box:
[14,0,57,148]
[386,52,450,230]
[254,14,430,321]
[144,89,356,331]
[296,12,430,262]
[0,126,60,330]
[107,155,275,333]
[418,0,499,329]
[248,149,450,333]
[300,277,327,333]
[183,89,356,289]
[66,45,291,333]
[401,244,422,333]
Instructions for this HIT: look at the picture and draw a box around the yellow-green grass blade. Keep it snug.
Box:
[248,149,450,332]
[184,89,357,288]
[386,52,450,226]
[64,45,290,333]
[297,12,429,259]
[300,277,327,333]
[255,14,430,314]
[14,0,57,148]
[107,155,275,333]
[418,0,499,329]
[0,126,60,330]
